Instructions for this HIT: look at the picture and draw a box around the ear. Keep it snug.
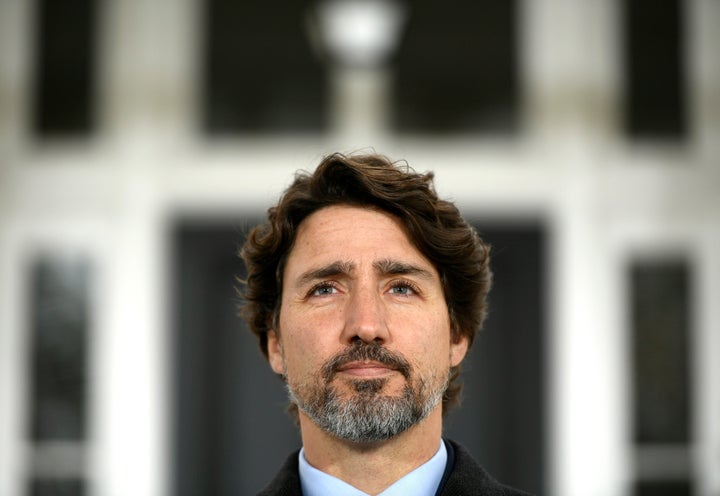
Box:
[267,330,286,375]
[449,334,469,368]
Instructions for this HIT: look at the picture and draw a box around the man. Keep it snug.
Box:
[240,152,532,495]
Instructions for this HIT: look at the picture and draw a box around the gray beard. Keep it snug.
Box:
[286,371,448,443]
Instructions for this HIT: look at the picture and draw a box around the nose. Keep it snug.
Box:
[341,286,389,344]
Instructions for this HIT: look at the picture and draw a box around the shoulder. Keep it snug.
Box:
[437,440,534,496]
[256,450,303,496]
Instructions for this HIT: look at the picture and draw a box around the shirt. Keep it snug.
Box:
[298,440,447,496]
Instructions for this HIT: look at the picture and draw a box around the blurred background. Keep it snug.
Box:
[1,0,719,495]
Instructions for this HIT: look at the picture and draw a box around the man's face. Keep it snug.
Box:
[267,205,468,442]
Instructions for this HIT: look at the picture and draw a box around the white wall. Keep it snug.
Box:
[1,0,718,495]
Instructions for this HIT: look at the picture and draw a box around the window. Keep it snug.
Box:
[631,260,692,494]
[622,0,686,139]
[32,0,97,136]
[27,257,91,496]
[393,0,518,134]
[203,0,327,133]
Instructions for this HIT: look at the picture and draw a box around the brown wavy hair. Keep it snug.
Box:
[239,152,491,412]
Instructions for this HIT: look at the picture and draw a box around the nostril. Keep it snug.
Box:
[350,334,384,345]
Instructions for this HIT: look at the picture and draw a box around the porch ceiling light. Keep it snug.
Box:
[314,0,407,68]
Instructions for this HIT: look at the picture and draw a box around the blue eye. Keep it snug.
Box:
[310,283,338,296]
[389,283,416,296]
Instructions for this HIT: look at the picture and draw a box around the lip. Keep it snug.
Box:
[336,361,398,378]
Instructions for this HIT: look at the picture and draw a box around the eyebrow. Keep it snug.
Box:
[373,259,436,280]
[294,258,436,288]
[296,260,356,287]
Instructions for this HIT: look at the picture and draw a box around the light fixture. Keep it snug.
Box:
[313,0,407,68]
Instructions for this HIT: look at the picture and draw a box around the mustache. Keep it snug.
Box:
[321,341,411,381]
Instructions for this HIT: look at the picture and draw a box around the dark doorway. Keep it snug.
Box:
[444,223,545,494]
[171,220,301,496]
[171,218,545,495]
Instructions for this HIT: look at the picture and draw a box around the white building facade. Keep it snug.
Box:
[1,0,719,495]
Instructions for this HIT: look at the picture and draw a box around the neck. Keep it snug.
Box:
[299,406,444,495]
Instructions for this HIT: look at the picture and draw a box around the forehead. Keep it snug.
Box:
[284,205,436,275]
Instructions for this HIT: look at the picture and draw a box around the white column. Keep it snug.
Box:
[691,1,720,494]
[696,228,720,496]
[94,170,167,496]
[94,0,196,493]
[524,0,627,494]
[0,1,33,495]
[522,0,618,145]
[689,0,720,165]
[329,66,393,146]
[0,0,33,150]
[0,225,29,496]
[100,0,197,145]
[697,226,720,496]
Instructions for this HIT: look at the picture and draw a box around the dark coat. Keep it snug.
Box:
[257,439,533,495]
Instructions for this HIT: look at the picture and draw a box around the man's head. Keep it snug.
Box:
[240,153,491,438]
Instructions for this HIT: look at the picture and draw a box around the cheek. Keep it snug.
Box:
[397,333,452,375]
[278,330,331,379]
[399,312,452,356]
[279,307,342,363]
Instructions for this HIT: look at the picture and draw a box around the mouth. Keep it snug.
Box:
[322,342,412,381]
[335,361,400,378]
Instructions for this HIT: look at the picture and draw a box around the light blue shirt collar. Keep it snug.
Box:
[298,440,447,496]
